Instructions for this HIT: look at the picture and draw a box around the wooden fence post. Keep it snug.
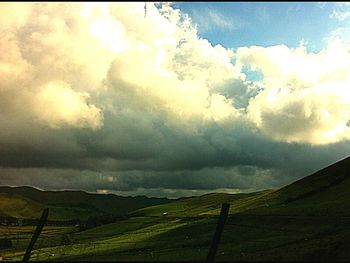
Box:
[23,208,49,263]
[206,203,230,263]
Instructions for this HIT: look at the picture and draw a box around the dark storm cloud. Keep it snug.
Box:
[1,104,349,195]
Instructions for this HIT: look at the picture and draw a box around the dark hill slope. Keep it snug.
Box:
[254,155,350,216]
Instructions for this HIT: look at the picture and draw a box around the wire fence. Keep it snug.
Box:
[1,211,349,262]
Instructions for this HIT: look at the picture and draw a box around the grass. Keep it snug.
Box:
[3,214,350,262]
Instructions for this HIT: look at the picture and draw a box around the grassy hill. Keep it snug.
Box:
[0,186,171,220]
[266,155,350,216]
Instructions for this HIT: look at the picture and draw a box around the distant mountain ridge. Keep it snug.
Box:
[0,186,172,220]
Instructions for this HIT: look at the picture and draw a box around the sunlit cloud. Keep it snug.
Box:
[236,40,350,144]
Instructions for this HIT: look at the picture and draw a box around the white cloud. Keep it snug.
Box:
[2,2,350,146]
[237,41,350,144]
[0,2,244,133]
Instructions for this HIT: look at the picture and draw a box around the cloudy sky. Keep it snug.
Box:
[1,2,350,198]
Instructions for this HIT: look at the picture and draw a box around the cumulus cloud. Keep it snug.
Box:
[237,41,350,144]
[0,2,350,196]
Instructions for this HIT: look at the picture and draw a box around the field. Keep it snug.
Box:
[1,156,350,261]
[2,209,350,261]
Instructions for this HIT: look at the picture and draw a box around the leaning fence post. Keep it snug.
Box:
[206,203,230,263]
[23,208,49,263]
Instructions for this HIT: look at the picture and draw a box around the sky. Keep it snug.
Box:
[1,2,350,198]
[174,2,337,51]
